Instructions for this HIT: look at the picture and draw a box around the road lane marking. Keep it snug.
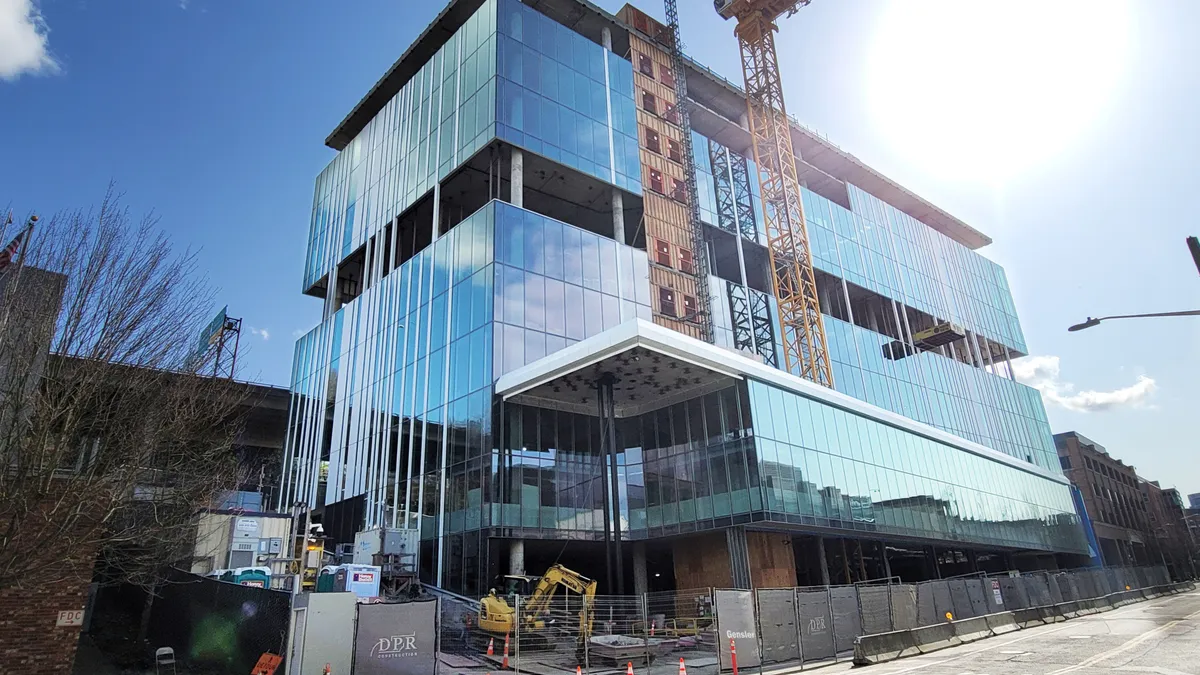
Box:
[1117,666,1192,675]
[871,592,1200,675]
[1045,606,1200,675]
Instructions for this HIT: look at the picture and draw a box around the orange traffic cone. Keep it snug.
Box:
[678,657,687,675]
[626,662,635,675]
[576,667,582,675]
[650,620,656,637]
[322,664,331,675]
[502,632,510,669]
[487,637,494,656]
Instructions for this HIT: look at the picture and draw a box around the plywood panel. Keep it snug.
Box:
[673,531,732,589]
[748,532,798,589]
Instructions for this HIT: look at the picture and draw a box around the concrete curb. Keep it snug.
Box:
[853,581,1195,666]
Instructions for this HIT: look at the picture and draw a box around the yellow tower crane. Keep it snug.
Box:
[712,0,834,387]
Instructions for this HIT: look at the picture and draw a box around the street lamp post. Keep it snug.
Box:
[1068,309,1200,332]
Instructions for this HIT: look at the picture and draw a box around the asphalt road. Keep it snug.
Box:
[847,589,1200,675]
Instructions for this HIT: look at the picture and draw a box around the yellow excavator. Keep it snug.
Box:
[478,564,598,650]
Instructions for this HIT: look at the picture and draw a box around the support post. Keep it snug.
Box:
[612,189,626,244]
[601,25,612,50]
[509,539,525,577]
[881,541,893,580]
[816,536,831,586]
[510,147,523,208]
[633,542,649,597]
[598,372,624,594]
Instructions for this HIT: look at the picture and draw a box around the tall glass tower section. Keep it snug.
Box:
[281,0,1088,595]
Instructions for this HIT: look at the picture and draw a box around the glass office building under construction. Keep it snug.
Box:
[279,0,1089,596]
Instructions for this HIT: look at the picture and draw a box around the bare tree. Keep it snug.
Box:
[0,188,251,593]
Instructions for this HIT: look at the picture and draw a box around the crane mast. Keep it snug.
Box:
[716,0,834,387]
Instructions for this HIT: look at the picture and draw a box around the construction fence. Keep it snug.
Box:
[431,565,1173,674]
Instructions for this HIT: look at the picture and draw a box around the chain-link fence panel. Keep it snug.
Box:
[756,588,801,665]
[1044,574,1063,604]
[1104,569,1120,594]
[795,588,836,663]
[829,585,861,654]
[644,588,717,675]
[714,590,760,671]
[1028,575,1053,607]
[948,579,974,619]
[891,584,918,630]
[915,581,938,626]
[931,580,955,622]
[999,577,1026,609]
[965,578,989,617]
[147,568,292,674]
[859,585,892,635]
[1078,571,1098,599]
[581,595,648,674]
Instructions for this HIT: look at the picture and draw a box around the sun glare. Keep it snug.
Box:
[867,0,1130,181]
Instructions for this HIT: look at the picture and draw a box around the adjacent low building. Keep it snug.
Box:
[280,0,1091,596]
[1055,431,1197,579]
[1054,431,1150,567]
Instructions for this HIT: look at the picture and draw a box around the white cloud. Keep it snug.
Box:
[1012,355,1156,413]
[250,327,270,341]
[0,0,59,81]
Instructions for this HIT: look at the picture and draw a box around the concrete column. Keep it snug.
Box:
[930,546,942,579]
[510,147,523,208]
[881,541,894,580]
[816,536,832,586]
[867,300,880,333]
[601,26,612,51]
[509,539,525,577]
[727,526,752,589]
[612,189,626,244]
[632,542,649,597]
[430,182,442,243]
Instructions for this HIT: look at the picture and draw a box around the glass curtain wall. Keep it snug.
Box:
[304,0,498,291]
[689,126,1055,471]
[491,202,652,377]
[495,0,640,192]
[748,379,1087,553]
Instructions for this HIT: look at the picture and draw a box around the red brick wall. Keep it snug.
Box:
[0,576,91,674]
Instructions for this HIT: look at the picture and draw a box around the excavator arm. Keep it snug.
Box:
[522,564,597,625]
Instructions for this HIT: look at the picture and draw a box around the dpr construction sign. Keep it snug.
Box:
[353,600,437,675]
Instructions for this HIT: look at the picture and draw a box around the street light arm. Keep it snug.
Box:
[1095,309,1200,321]
[1069,309,1200,332]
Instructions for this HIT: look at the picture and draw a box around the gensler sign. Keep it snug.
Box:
[714,590,762,669]
[354,600,437,675]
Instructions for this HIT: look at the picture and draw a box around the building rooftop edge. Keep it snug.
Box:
[324,0,992,249]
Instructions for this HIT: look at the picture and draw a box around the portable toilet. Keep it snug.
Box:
[316,565,339,593]
[334,564,380,598]
[231,566,271,588]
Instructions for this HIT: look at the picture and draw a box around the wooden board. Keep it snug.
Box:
[747,532,798,589]
[672,531,732,590]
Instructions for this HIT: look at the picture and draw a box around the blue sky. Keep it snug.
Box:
[2,0,1197,495]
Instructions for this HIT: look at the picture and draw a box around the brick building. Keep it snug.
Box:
[1054,431,1151,567]
[1141,481,1196,580]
